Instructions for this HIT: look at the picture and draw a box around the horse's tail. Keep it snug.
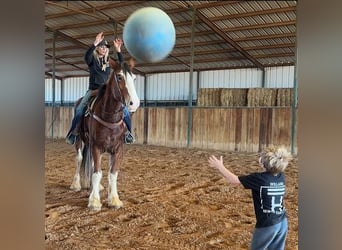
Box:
[79,144,92,189]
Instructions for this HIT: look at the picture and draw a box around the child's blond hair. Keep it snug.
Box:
[93,48,109,71]
[259,146,292,174]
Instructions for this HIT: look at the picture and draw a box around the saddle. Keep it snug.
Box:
[83,88,124,130]
[84,90,99,117]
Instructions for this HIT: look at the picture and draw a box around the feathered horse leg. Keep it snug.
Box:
[107,153,123,209]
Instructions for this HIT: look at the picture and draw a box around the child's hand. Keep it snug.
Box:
[113,38,123,52]
[208,155,223,170]
[208,155,240,185]
[94,32,104,46]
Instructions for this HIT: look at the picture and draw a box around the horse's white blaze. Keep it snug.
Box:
[124,71,140,113]
[88,171,102,209]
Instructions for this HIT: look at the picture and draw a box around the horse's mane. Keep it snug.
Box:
[97,83,107,99]
[122,62,132,77]
[95,60,133,101]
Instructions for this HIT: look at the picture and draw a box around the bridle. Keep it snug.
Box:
[90,69,129,130]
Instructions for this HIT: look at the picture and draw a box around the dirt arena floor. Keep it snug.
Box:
[45,139,298,250]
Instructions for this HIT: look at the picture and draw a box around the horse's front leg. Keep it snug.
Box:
[88,148,103,211]
[70,146,83,191]
[107,153,123,209]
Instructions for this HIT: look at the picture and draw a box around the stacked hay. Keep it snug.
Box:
[220,89,248,107]
[198,88,293,107]
[197,88,221,106]
[277,88,294,106]
[197,88,207,106]
[247,88,277,107]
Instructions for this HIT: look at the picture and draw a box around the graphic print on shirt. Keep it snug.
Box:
[260,183,285,214]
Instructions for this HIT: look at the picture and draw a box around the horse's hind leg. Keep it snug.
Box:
[70,146,83,191]
[107,154,123,209]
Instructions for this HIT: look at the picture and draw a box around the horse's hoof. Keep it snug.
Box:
[108,198,123,209]
[70,184,81,192]
[88,198,102,211]
[108,204,123,210]
[88,205,102,211]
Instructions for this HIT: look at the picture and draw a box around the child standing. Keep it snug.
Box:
[208,146,292,250]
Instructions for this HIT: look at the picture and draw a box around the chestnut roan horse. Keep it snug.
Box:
[69,58,139,211]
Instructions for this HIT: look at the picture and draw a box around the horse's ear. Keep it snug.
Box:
[121,62,129,76]
[109,57,119,70]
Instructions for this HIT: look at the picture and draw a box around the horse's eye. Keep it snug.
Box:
[117,75,122,81]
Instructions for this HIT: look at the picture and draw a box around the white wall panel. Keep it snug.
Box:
[200,68,262,88]
[146,72,197,100]
[45,79,52,102]
[135,75,145,101]
[45,66,294,104]
[265,66,294,88]
[63,77,88,102]
[45,78,61,102]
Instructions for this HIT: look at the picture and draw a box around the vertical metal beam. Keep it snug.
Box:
[291,47,298,155]
[143,76,148,144]
[196,70,200,99]
[51,30,56,139]
[112,21,118,38]
[261,68,266,88]
[143,75,147,107]
[112,21,118,62]
[61,78,64,106]
[187,7,196,147]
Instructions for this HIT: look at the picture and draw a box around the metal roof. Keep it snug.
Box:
[45,1,297,79]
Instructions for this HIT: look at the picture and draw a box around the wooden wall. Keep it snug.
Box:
[45,107,297,153]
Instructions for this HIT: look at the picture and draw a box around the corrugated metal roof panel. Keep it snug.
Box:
[45,1,297,78]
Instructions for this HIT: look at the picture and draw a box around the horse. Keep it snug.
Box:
[69,58,140,211]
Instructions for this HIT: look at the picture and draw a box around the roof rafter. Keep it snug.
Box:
[45,1,297,77]
[210,6,296,21]
[45,26,89,49]
[45,53,88,73]
[194,10,264,70]
[45,1,108,21]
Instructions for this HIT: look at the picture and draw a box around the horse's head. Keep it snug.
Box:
[109,58,140,113]
[121,64,140,113]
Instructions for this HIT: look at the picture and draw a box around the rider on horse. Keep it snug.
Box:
[65,32,135,145]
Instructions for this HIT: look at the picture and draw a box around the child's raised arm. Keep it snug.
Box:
[208,155,241,185]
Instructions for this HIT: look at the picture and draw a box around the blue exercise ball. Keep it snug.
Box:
[123,7,176,63]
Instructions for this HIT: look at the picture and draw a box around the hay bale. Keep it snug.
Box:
[197,88,205,106]
[247,88,277,107]
[197,88,221,106]
[214,88,221,106]
[277,88,294,106]
[220,89,247,107]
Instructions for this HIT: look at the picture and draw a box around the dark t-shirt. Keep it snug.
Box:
[238,172,287,228]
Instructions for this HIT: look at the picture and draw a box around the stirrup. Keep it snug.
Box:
[124,132,134,144]
[66,133,77,145]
